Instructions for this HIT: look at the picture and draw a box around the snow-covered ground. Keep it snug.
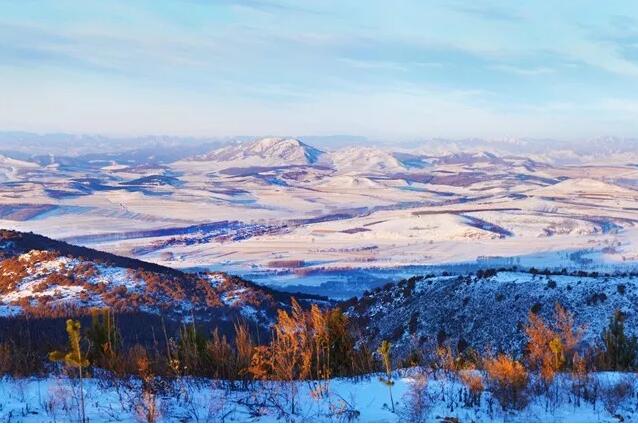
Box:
[1,138,638,296]
[1,371,636,422]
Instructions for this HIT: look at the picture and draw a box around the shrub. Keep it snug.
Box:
[459,367,483,407]
[525,304,583,384]
[485,354,529,410]
[530,303,542,314]
[601,377,634,416]
[526,312,562,383]
[400,372,430,421]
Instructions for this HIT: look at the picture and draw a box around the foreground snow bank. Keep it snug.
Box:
[0,371,636,422]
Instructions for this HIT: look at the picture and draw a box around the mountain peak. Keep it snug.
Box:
[326,146,407,173]
[189,137,324,166]
[246,137,323,163]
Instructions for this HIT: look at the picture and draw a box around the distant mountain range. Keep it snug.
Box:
[180,137,417,173]
[1,132,637,165]
[0,133,637,300]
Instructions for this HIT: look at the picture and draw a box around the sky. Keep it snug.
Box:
[1,0,638,140]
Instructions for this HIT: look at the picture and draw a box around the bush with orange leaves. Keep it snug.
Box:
[248,299,313,384]
[484,354,529,410]
[525,304,583,384]
[133,345,161,423]
[459,365,484,407]
[248,299,367,382]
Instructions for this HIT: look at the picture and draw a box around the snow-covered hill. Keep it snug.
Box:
[324,146,410,173]
[183,137,325,169]
[0,155,40,182]
[0,229,326,326]
[343,269,638,357]
[2,135,638,293]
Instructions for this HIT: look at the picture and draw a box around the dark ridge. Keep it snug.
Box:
[0,229,330,305]
[0,229,186,277]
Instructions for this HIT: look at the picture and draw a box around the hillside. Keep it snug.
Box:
[325,146,410,173]
[0,229,326,327]
[342,269,638,357]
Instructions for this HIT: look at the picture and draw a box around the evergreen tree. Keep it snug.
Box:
[601,309,638,370]
[325,308,355,376]
[178,321,208,375]
[86,308,119,370]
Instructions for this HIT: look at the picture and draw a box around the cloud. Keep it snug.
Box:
[339,58,408,72]
[449,2,523,23]
[1,0,638,139]
[490,64,555,76]
[212,0,327,16]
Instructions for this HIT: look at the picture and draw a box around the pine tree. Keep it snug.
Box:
[602,309,637,370]
[50,319,90,423]
[178,321,208,375]
[86,308,119,371]
[325,308,355,376]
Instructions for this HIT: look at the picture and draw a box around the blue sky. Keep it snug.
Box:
[1,0,638,140]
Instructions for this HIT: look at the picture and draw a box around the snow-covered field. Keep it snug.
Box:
[1,371,637,423]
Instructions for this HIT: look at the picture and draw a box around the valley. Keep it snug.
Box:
[0,137,637,298]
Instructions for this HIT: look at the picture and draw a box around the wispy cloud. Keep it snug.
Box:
[213,0,327,16]
[450,2,523,23]
[0,0,637,139]
[490,64,555,76]
[339,58,408,72]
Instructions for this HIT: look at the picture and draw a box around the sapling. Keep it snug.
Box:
[50,319,90,423]
[378,340,395,413]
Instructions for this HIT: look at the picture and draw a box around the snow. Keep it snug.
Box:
[0,371,636,422]
[2,139,638,296]
[528,178,638,200]
[0,251,143,311]
[221,288,248,306]
[324,147,408,173]
[176,137,324,170]
[0,304,22,317]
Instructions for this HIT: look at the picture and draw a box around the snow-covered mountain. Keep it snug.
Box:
[186,137,325,168]
[411,137,638,164]
[178,138,430,174]
[3,131,638,166]
[324,146,411,173]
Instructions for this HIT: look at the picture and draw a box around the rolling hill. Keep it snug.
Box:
[0,229,327,329]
